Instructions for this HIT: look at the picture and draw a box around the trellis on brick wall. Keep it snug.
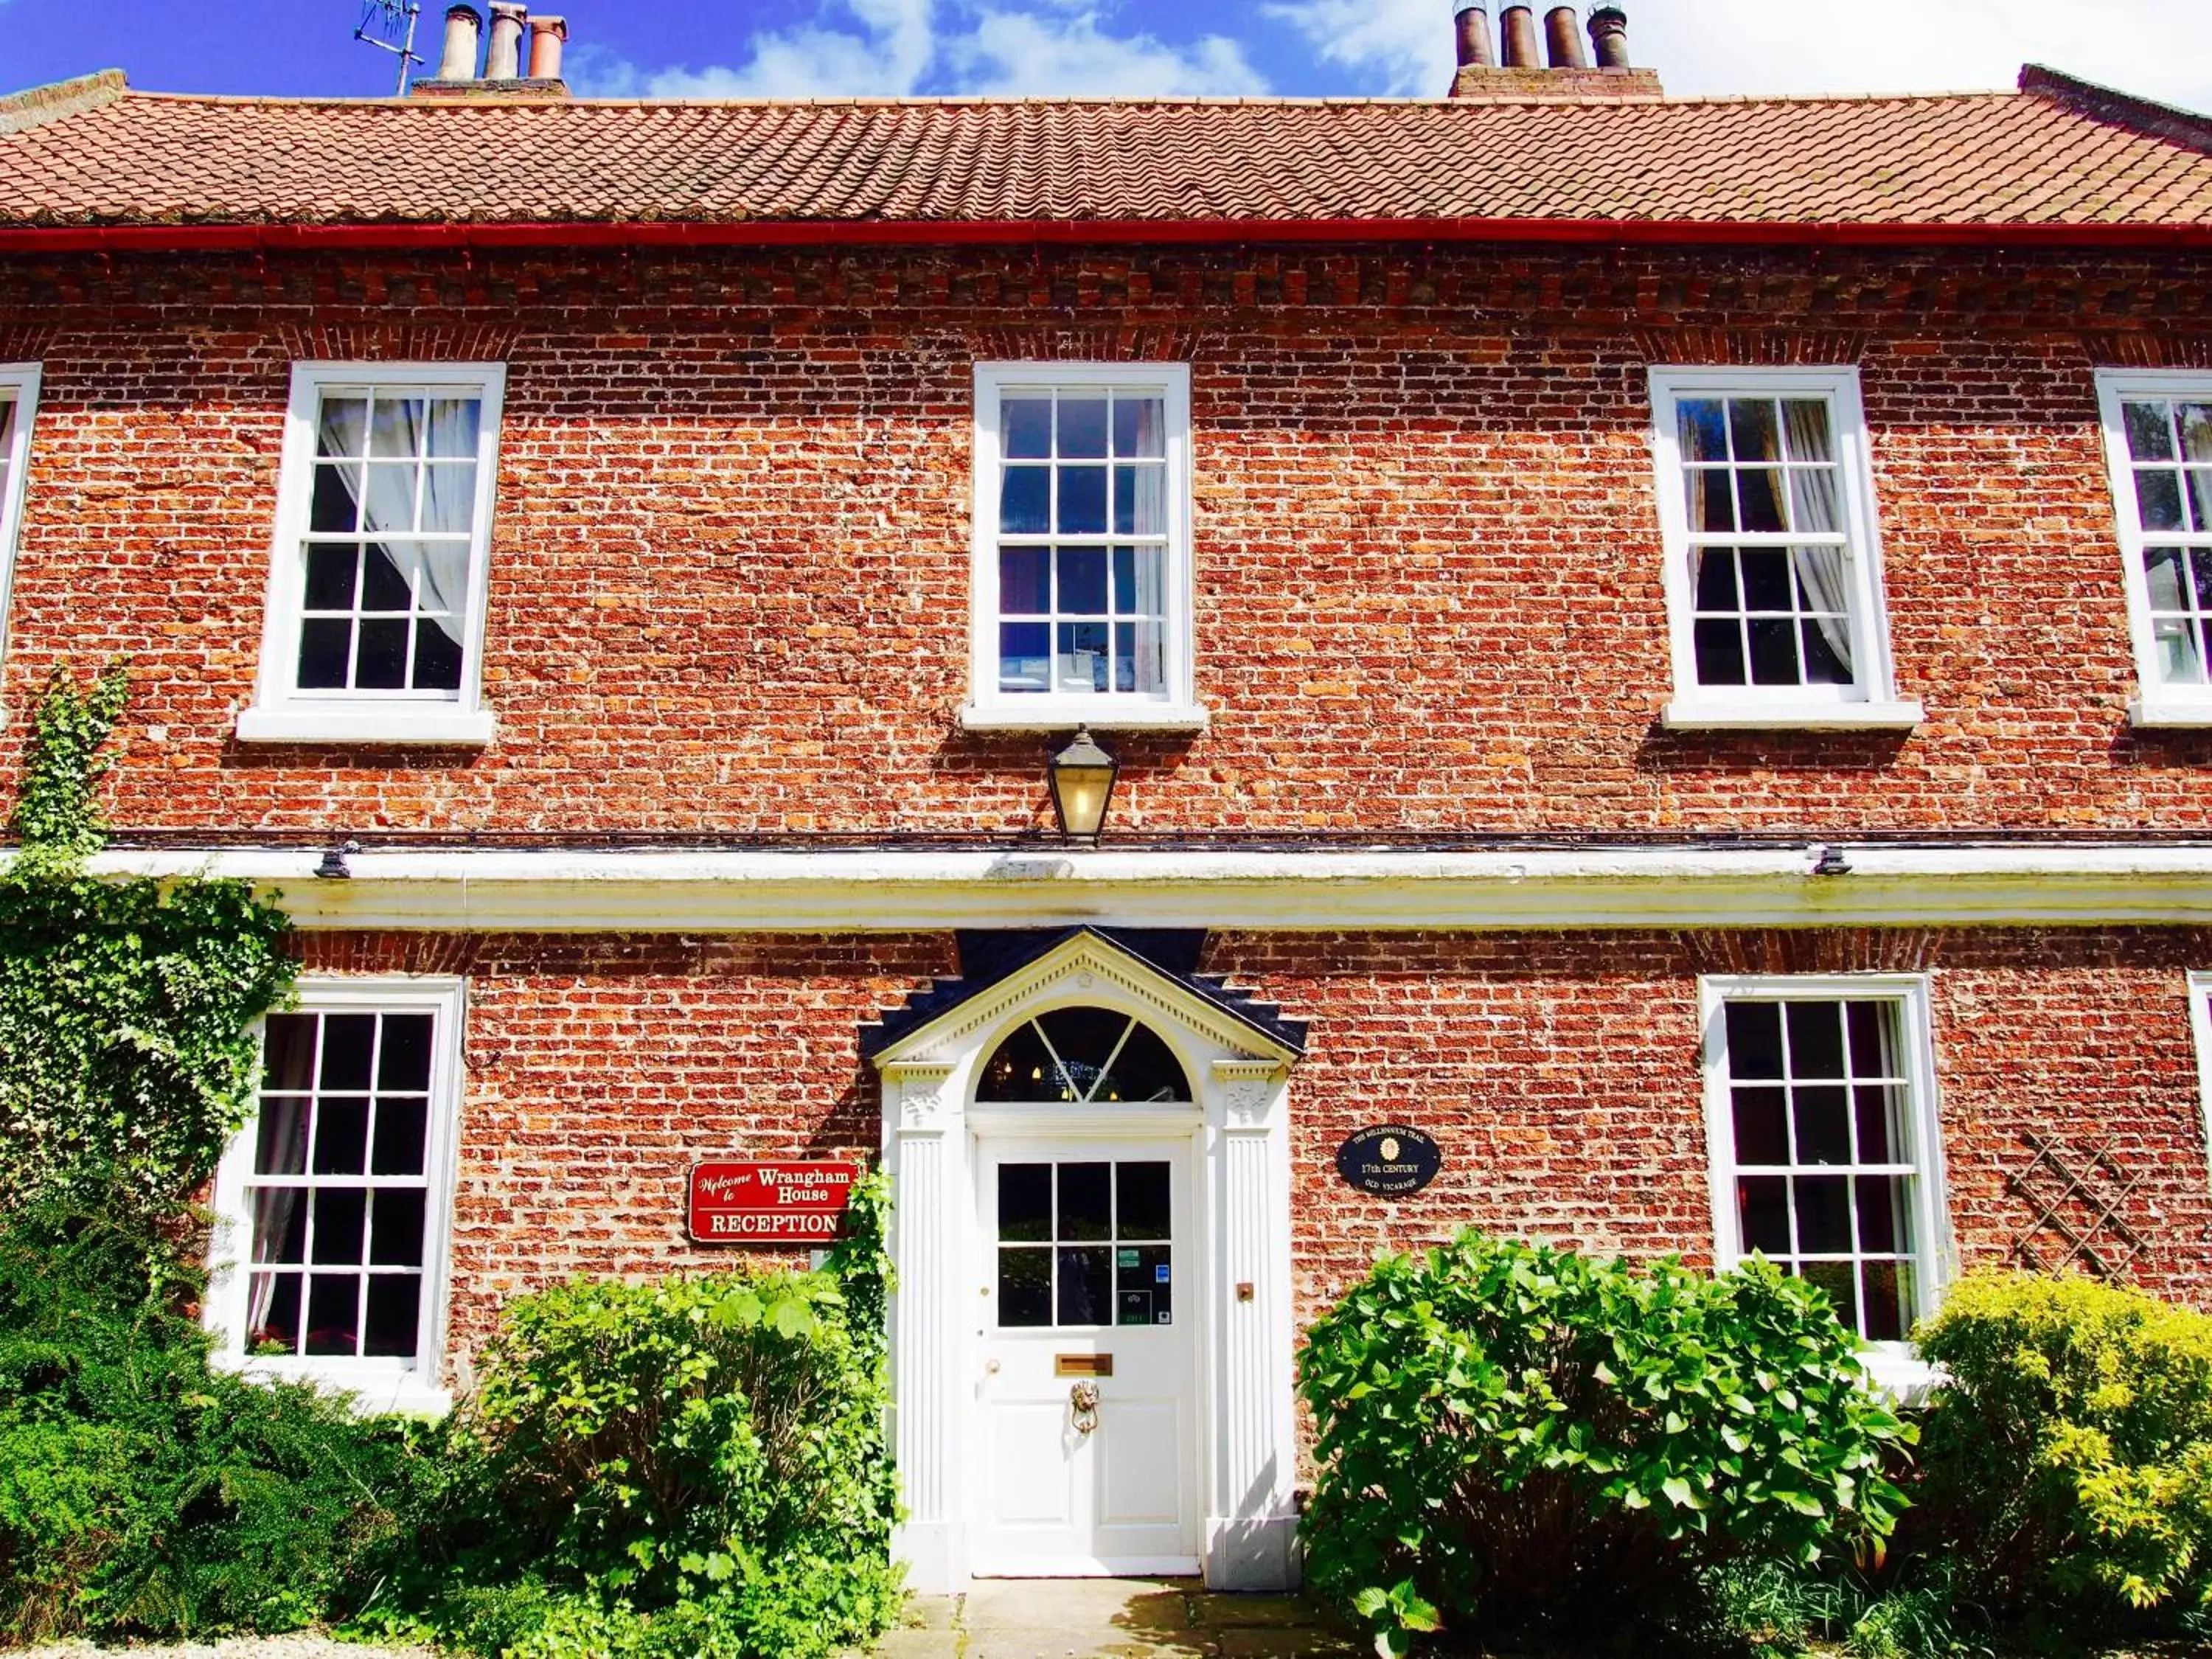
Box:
[2006,1133,2146,1279]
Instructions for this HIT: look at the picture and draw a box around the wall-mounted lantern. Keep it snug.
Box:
[1047,728,1119,841]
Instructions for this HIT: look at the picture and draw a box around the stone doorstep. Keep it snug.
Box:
[875,1580,1360,1659]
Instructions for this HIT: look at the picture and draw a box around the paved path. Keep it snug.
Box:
[872,1579,1360,1659]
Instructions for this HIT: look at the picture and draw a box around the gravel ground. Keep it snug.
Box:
[13,1639,435,1658]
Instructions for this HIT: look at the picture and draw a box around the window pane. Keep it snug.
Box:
[1857,1176,1903,1253]
[1113,465,1166,536]
[2183,404,2212,464]
[1725,1003,1785,1079]
[1058,397,1109,459]
[1000,547,1049,614]
[979,1024,1066,1103]
[1688,469,1736,532]
[998,623,1050,692]
[1678,398,1728,463]
[1056,622,1110,692]
[1694,619,1747,685]
[372,1098,429,1177]
[998,1164,1053,1242]
[370,397,427,459]
[2154,618,2207,684]
[311,1098,371,1175]
[1057,546,1108,615]
[1779,400,1834,463]
[361,463,420,535]
[413,621,465,693]
[255,1100,311,1177]
[362,544,413,611]
[1057,1163,1112,1242]
[2147,546,2190,611]
[317,397,368,459]
[1127,622,1168,696]
[2137,469,2185,532]
[1740,549,1793,611]
[363,1276,422,1358]
[1786,1002,1846,1079]
[1739,1176,1790,1255]
[2188,470,2212,533]
[420,463,478,535]
[1117,1245,1172,1326]
[1731,1087,1788,1165]
[1058,467,1107,535]
[250,1186,307,1264]
[426,397,481,459]
[369,1189,428,1267]
[998,1248,1051,1326]
[2124,400,2175,462]
[305,545,359,611]
[297,619,352,689]
[1794,1176,1852,1253]
[1057,1245,1113,1325]
[311,463,363,534]
[1729,398,1781,462]
[310,1189,367,1265]
[356,619,411,690]
[1737,467,1786,534]
[1793,1086,1851,1165]
[1800,618,1853,685]
[999,467,1050,535]
[248,1273,302,1355]
[1117,1164,1172,1240]
[1747,617,1802,685]
[305,1273,361,1356]
[1694,548,1739,611]
[321,1016,376,1090]
[1846,1001,1892,1077]
[263,1014,321,1090]
[1113,397,1165,459]
[1855,1084,1903,1164]
[1003,397,1052,460]
[1863,1259,1914,1343]
[1802,1260,1858,1335]
[378,1015,434,1091]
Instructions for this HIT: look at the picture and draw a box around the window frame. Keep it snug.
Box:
[0,363,43,681]
[238,362,506,747]
[964,361,1204,732]
[1699,973,1950,1392]
[1649,366,1919,731]
[204,976,467,1415]
[2093,369,2212,728]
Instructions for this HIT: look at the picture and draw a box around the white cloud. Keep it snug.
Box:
[571,0,1265,100]
[1267,0,2212,111]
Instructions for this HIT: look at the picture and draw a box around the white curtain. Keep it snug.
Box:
[1783,402,1854,676]
[321,398,472,646]
[245,1020,319,1344]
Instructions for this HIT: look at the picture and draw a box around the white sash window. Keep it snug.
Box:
[2095,372,2212,727]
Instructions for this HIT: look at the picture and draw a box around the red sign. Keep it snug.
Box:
[687,1161,860,1244]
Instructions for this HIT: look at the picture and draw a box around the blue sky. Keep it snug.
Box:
[2,1,2208,110]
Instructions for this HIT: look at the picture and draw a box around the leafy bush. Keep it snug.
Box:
[361,1175,904,1659]
[0,1197,414,1643]
[1909,1270,2212,1627]
[0,664,295,1220]
[1299,1232,1910,1655]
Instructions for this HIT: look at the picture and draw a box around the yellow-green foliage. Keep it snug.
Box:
[1914,1271,2212,1620]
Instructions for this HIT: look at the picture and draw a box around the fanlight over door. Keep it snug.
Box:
[975,1008,1192,1105]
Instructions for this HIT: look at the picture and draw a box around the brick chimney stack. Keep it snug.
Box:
[1448,1,1662,99]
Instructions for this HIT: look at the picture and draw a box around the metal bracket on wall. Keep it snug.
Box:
[2006,1133,2146,1279]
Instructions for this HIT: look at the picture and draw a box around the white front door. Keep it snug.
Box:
[973,1137,1200,1577]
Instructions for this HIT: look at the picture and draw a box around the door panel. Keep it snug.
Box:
[973,1138,1199,1577]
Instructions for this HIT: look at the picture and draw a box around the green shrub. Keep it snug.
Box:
[0,1197,414,1643]
[362,1174,903,1659]
[1910,1270,2212,1627]
[1298,1232,1910,1655]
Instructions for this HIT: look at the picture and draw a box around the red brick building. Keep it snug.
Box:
[2,0,2211,1591]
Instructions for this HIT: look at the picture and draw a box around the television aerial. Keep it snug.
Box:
[352,1,426,97]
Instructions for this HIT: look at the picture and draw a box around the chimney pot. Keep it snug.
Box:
[436,4,481,81]
[1453,2,1495,69]
[1544,6,1588,67]
[1498,3,1540,67]
[526,14,568,80]
[484,1,527,80]
[1587,4,1632,68]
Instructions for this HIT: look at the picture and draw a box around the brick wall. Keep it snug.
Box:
[296,925,2212,1377]
[1,241,2208,838]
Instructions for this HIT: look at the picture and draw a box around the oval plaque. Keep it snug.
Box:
[1336,1125,1442,1198]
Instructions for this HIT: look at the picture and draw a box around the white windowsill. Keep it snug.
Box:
[1860,1346,1942,1408]
[217,1355,452,1419]
[960,701,1211,734]
[2130,696,2212,730]
[234,705,497,747]
[1662,696,1924,733]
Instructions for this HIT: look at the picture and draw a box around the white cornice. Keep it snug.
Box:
[41,843,2212,932]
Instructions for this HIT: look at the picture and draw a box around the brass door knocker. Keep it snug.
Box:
[1069,1380,1102,1436]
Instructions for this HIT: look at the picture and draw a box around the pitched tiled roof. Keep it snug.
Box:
[0,64,2206,241]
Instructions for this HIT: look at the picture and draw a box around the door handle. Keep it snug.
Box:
[1070,1380,1101,1436]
